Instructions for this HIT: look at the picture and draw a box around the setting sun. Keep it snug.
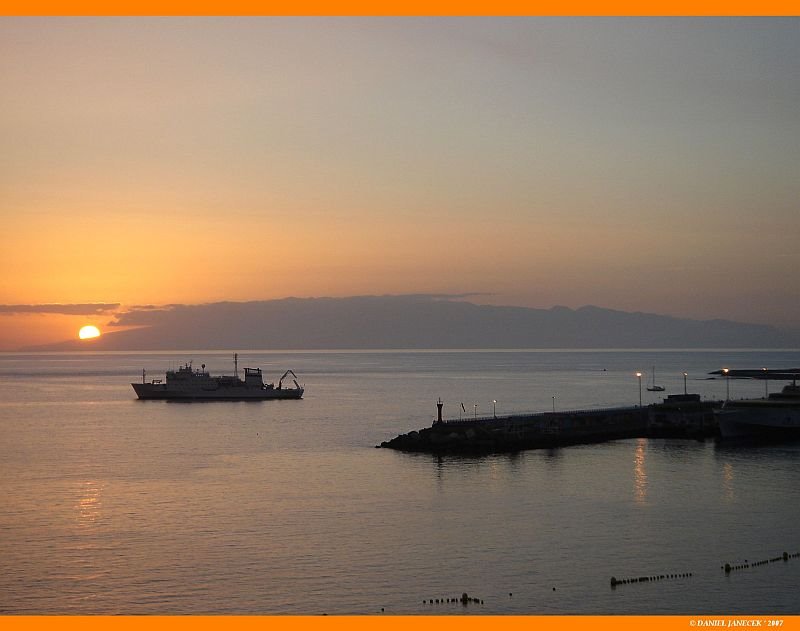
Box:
[78,325,101,340]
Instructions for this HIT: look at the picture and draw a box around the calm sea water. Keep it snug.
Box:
[1,349,799,615]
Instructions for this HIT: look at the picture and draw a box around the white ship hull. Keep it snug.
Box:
[132,382,304,401]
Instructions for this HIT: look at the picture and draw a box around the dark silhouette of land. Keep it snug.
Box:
[22,295,800,351]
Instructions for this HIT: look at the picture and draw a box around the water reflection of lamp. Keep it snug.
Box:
[723,462,735,502]
[634,438,647,504]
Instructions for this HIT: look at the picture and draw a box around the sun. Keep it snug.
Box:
[78,325,101,340]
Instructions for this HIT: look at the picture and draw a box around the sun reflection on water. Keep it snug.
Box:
[76,480,103,528]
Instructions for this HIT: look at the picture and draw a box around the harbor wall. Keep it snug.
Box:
[380,398,720,454]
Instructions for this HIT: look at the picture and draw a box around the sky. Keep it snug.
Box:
[1,17,799,349]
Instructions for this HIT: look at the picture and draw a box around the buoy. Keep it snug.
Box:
[553,587,556,591]
[725,564,731,573]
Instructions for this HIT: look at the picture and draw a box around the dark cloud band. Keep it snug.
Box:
[0,303,120,315]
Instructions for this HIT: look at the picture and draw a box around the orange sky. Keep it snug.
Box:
[2,18,799,350]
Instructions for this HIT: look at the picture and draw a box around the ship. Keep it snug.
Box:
[715,374,800,440]
[132,354,304,401]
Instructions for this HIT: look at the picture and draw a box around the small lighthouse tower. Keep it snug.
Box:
[435,397,444,425]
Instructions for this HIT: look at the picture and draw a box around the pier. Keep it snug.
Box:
[380,394,720,454]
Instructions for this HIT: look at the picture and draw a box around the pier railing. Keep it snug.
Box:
[441,405,643,426]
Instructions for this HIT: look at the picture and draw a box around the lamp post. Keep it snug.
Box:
[723,368,730,401]
[493,399,497,419]
[762,367,768,398]
[552,396,556,413]
[636,372,643,407]
[474,403,478,420]
[683,372,688,395]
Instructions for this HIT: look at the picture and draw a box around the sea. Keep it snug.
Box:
[1,349,799,615]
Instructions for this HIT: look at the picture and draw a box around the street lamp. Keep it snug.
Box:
[636,372,643,407]
[552,396,556,413]
[723,367,730,401]
[474,403,478,420]
[493,399,497,419]
[683,372,688,395]
[762,367,768,398]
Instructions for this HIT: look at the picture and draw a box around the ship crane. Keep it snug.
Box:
[278,369,300,390]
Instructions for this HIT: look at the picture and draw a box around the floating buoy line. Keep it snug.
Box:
[610,550,800,588]
[610,573,691,587]
[722,551,799,574]
[422,592,484,606]
[410,550,800,608]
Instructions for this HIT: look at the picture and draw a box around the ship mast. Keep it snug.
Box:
[234,353,238,378]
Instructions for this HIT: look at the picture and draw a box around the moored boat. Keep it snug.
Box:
[132,354,304,401]
[646,366,665,392]
[715,376,800,440]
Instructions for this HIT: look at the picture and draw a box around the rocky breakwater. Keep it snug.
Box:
[380,406,648,454]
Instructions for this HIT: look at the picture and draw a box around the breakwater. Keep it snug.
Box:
[380,394,720,454]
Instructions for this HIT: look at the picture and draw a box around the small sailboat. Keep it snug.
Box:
[647,366,666,392]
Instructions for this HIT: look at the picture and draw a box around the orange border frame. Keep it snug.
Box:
[5,616,799,630]
[2,6,799,631]
[2,1,800,16]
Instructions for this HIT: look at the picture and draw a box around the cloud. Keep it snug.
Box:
[0,303,121,315]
